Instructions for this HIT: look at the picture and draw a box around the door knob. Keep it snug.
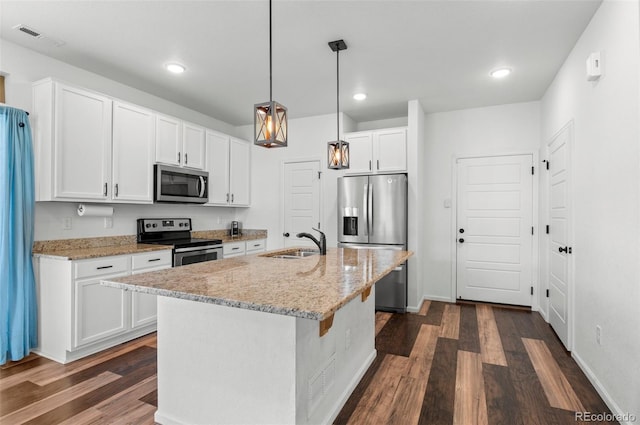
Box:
[283,232,290,237]
[559,246,567,253]
[458,238,464,243]
[459,228,464,233]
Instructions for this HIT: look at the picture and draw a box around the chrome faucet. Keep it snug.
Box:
[296,227,327,255]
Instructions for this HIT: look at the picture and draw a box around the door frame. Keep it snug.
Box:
[544,120,575,351]
[450,151,539,311]
[280,158,323,248]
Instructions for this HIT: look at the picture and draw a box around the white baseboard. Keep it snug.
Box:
[572,351,636,425]
[422,294,453,303]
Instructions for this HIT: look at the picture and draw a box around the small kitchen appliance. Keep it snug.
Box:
[137,218,223,266]
[230,220,241,237]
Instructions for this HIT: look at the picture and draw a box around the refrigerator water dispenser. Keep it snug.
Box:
[343,216,358,236]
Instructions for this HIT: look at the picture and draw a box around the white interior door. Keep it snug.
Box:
[547,125,572,349]
[282,161,321,248]
[456,155,534,306]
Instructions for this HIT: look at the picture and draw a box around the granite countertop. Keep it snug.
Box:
[32,229,267,261]
[102,247,412,321]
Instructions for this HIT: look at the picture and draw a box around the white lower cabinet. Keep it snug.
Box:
[224,239,266,258]
[35,250,171,364]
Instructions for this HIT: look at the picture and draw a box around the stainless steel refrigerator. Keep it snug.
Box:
[337,174,407,313]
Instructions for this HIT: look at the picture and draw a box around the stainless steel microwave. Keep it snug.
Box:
[154,164,208,203]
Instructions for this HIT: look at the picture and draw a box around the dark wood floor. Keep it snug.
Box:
[0,301,614,424]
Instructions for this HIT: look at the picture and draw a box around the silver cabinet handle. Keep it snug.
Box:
[377,159,380,170]
[226,193,229,202]
[103,182,108,197]
[97,265,113,270]
[178,152,181,164]
[231,193,234,203]
[148,258,161,262]
[114,183,119,197]
[185,153,188,165]
[369,160,372,171]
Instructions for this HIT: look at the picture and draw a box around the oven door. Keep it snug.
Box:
[155,164,208,204]
[174,246,223,267]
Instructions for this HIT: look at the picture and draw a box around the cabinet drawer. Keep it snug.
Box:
[75,256,129,279]
[132,250,172,271]
[245,239,266,253]
[223,241,245,256]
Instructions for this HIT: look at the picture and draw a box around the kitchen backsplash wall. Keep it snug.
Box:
[35,202,238,241]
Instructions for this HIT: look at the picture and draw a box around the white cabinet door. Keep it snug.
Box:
[156,114,182,166]
[223,241,246,258]
[54,84,112,200]
[130,250,171,329]
[229,138,251,206]
[344,133,373,174]
[374,128,407,173]
[112,101,155,203]
[206,131,231,205]
[74,275,128,348]
[183,122,205,170]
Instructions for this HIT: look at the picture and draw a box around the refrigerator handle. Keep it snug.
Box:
[368,182,373,236]
[363,184,368,236]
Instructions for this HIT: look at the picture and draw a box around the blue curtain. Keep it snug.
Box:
[0,106,37,365]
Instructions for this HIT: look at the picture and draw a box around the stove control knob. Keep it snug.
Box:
[179,223,184,227]
[145,223,151,228]
[152,223,158,228]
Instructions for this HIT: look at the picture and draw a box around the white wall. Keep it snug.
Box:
[540,0,640,420]
[422,101,541,301]
[0,39,244,240]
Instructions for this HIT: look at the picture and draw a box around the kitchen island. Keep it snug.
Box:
[102,247,412,425]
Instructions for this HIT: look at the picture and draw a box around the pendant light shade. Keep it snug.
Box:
[254,0,287,148]
[327,39,349,169]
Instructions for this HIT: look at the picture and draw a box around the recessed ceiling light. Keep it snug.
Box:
[490,68,511,79]
[165,63,186,74]
[353,93,367,101]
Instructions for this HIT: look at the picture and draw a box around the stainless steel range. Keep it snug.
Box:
[137,218,223,267]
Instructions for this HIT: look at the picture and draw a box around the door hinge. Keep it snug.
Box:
[531,286,534,295]
[546,225,550,234]
[317,171,321,179]
[531,226,534,235]
[531,166,535,175]
[546,289,549,298]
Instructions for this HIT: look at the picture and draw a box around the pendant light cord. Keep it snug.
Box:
[336,49,340,141]
[269,0,273,103]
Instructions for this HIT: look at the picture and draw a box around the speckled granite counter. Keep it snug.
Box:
[32,235,171,260]
[192,229,267,243]
[102,247,412,321]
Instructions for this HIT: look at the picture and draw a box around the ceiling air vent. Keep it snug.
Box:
[14,24,42,38]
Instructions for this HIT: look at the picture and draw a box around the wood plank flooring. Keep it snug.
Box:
[0,302,615,424]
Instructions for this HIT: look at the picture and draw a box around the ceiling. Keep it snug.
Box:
[0,1,601,126]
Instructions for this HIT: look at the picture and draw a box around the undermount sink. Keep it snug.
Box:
[261,248,320,259]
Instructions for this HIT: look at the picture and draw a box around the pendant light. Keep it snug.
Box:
[254,0,287,148]
[327,39,349,169]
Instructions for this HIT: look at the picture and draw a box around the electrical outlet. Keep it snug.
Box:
[596,325,602,345]
[63,217,72,230]
[104,217,113,229]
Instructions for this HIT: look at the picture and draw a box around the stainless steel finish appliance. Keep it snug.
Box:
[154,164,208,204]
[338,174,408,312]
[137,218,223,266]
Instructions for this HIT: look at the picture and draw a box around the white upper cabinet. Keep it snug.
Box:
[155,117,205,170]
[229,137,251,206]
[155,114,182,167]
[33,81,113,201]
[344,127,407,174]
[182,122,206,170]
[112,101,155,203]
[344,133,374,174]
[206,131,231,205]
[205,131,250,207]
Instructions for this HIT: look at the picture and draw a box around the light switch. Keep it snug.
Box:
[586,52,602,81]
